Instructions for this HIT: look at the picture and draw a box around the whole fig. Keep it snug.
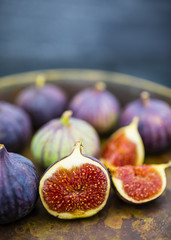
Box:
[0,101,32,152]
[39,141,111,219]
[120,92,171,153]
[15,75,68,129]
[0,144,39,224]
[69,82,120,134]
[31,110,100,168]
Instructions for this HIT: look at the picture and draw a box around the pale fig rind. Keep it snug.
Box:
[101,117,144,166]
[0,145,39,224]
[39,141,111,219]
[0,101,32,153]
[109,162,171,204]
[31,111,100,168]
[69,82,120,134]
[16,76,67,129]
[120,92,171,153]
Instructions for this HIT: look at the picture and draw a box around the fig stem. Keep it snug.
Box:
[95,82,106,91]
[160,161,171,169]
[60,110,73,125]
[71,141,83,156]
[35,74,46,88]
[140,91,150,106]
[130,117,139,129]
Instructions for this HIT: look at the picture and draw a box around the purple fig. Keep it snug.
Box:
[120,91,171,153]
[0,144,39,224]
[69,82,120,134]
[15,75,68,129]
[0,101,32,153]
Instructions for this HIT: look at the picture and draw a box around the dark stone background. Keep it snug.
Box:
[0,0,171,87]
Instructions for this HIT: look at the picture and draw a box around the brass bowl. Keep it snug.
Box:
[0,69,170,240]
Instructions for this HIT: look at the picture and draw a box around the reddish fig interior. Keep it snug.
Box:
[115,165,162,201]
[102,132,137,166]
[42,163,108,213]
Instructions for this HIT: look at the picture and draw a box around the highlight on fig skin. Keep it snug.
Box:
[39,141,111,219]
[106,162,171,204]
[101,117,144,167]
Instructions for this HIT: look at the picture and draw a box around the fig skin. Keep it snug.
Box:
[101,117,144,167]
[0,144,39,224]
[103,161,171,204]
[0,101,32,153]
[120,91,171,153]
[31,110,100,169]
[69,82,120,135]
[39,141,111,219]
[15,75,68,129]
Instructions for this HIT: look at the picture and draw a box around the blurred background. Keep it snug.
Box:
[0,0,170,87]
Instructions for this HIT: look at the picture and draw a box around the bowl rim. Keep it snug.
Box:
[0,68,170,98]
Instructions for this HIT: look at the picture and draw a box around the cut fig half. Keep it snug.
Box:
[39,141,111,219]
[101,117,144,166]
[107,162,171,204]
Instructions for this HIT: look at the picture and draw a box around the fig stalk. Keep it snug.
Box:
[60,110,72,126]
[35,74,46,88]
[140,91,150,107]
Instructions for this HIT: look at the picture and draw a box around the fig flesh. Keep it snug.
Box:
[107,162,171,204]
[69,82,120,134]
[31,110,100,168]
[0,101,32,153]
[16,75,67,129]
[39,141,111,219]
[120,91,171,153]
[101,117,144,166]
[0,144,39,224]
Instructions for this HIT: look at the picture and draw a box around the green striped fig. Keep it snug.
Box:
[31,111,100,168]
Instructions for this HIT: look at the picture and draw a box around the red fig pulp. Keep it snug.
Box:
[101,118,144,166]
[108,163,171,204]
[39,141,111,219]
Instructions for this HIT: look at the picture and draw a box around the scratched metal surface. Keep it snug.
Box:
[0,69,170,240]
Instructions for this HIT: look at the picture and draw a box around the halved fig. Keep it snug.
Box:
[101,117,144,166]
[107,162,171,204]
[39,141,111,219]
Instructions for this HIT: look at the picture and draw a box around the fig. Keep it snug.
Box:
[15,74,68,129]
[120,91,171,153]
[0,101,32,153]
[31,110,100,168]
[101,117,144,166]
[69,82,120,134]
[39,141,111,219]
[106,162,171,204]
[0,144,39,224]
